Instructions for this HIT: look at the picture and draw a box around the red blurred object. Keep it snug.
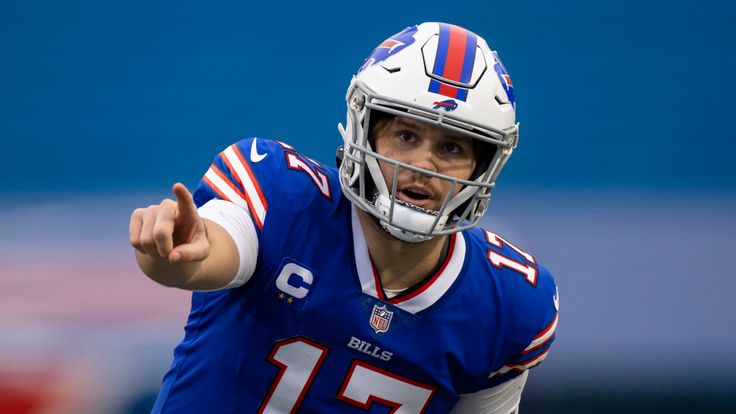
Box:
[0,368,68,414]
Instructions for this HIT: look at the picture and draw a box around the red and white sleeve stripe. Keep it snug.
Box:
[521,313,557,354]
[203,165,249,209]
[488,312,558,379]
[491,350,550,377]
[203,143,268,230]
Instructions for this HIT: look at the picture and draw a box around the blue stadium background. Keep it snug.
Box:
[1,0,734,413]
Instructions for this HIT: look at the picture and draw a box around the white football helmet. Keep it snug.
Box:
[338,22,519,242]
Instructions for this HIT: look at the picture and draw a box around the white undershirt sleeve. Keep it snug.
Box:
[449,371,528,414]
[197,198,259,289]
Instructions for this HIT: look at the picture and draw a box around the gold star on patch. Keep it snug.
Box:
[278,293,285,300]
[287,297,293,303]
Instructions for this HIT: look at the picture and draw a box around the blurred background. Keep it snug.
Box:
[1,0,735,413]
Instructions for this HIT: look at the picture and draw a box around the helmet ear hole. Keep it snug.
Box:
[452,141,496,220]
[335,145,344,168]
[471,141,497,181]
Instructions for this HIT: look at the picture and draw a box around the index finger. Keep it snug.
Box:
[172,183,198,219]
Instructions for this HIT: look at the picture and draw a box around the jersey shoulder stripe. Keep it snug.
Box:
[194,138,342,233]
[195,138,280,230]
[203,163,248,209]
[521,313,558,354]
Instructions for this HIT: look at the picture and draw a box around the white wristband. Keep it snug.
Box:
[197,198,259,289]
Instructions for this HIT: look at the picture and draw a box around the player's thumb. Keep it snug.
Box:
[168,238,209,263]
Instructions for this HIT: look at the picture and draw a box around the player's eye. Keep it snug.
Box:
[398,130,416,143]
[441,141,463,154]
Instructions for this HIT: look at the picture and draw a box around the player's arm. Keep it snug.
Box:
[130,183,246,291]
[455,265,558,413]
[450,371,528,414]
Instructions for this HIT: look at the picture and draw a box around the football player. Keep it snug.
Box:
[130,22,558,413]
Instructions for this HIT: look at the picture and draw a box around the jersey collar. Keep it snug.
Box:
[351,206,467,314]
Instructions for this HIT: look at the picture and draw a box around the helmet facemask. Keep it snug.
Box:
[338,80,518,243]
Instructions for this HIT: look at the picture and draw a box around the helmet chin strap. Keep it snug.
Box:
[374,194,447,243]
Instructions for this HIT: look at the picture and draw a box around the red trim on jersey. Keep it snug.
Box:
[231,143,269,211]
[211,163,247,200]
[214,157,264,230]
[225,143,268,230]
[370,261,387,301]
[257,336,329,414]
[487,249,538,287]
[390,234,456,304]
[521,313,558,355]
[337,360,437,414]
[284,152,332,199]
[369,234,456,305]
[508,349,549,369]
[275,140,295,150]
[484,230,536,264]
[203,173,232,202]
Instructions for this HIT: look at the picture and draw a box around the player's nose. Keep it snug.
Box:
[406,141,439,174]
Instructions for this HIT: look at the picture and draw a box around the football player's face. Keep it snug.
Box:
[373,116,476,211]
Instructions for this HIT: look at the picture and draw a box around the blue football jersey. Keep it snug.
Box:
[152,138,558,413]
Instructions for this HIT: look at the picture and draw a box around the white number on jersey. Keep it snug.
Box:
[258,337,436,413]
[257,337,328,414]
[338,360,436,413]
[484,230,538,286]
[285,152,331,199]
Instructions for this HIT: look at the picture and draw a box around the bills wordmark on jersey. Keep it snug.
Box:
[347,336,394,361]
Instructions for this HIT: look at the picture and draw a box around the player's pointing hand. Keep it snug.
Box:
[129,183,210,264]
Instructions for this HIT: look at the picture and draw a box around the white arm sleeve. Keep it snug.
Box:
[197,198,259,289]
[449,371,528,414]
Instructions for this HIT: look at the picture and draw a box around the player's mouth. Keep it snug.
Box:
[398,185,435,208]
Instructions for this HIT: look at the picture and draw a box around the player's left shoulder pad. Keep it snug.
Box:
[193,138,341,231]
[192,137,288,231]
[262,139,340,208]
[473,228,559,386]
[495,264,557,383]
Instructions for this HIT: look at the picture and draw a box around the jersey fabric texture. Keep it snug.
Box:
[152,138,558,414]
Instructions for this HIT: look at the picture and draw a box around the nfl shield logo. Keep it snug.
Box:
[370,304,393,334]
